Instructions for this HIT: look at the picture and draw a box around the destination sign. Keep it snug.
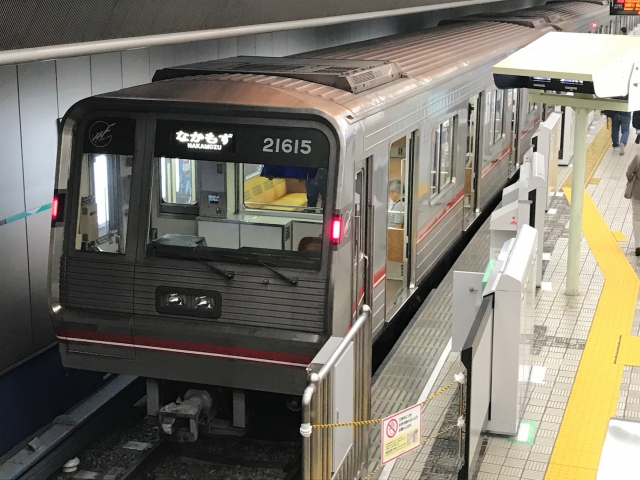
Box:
[611,0,640,15]
[155,120,330,167]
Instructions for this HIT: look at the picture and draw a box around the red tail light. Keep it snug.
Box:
[51,196,59,219]
[330,216,342,245]
[51,191,65,224]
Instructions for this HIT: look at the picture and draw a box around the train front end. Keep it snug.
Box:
[48,81,346,417]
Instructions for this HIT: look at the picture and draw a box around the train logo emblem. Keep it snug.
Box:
[89,121,116,148]
[343,210,352,238]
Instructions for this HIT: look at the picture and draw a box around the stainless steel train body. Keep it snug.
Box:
[49,1,610,397]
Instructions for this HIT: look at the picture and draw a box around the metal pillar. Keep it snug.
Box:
[566,107,590,296]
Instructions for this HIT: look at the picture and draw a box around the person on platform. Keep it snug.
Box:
[633,111,640,144]
[603,110,631,155]
[625,154,640,256]
[388,179,405,228]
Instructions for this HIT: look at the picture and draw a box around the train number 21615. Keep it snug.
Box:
[263,138,311,154]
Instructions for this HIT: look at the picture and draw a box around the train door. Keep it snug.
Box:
[463,93,482,230]
[385,132,416,310]
[353,162,371,317]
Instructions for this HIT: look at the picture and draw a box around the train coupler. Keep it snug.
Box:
[158,389,214,442]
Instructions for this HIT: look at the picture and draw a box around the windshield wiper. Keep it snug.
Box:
[241,252,298,286]
[191,247,235,280]
[152,244,296,285]
[149,244,234,280]
[215,251,298,285]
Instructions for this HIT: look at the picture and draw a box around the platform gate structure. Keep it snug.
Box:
[301,306,372,480]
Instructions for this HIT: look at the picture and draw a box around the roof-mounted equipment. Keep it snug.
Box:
[152,56,402,94]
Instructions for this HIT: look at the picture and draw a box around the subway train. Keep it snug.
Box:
[49,1,621,432]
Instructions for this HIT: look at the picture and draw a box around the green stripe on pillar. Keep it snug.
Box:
[0,203,52,227]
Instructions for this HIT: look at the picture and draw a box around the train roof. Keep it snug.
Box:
[96,0,619,123]
[446,0,608,30]
[492,1,608,30]
[99,21,548,121]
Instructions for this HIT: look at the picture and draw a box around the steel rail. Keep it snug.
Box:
[0,375,143,480]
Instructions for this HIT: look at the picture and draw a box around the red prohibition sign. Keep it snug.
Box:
[386,419,399,438]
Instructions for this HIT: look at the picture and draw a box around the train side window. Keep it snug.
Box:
[487,91,496,147]
[431,128,439,198]
[75,153,133,254]
[431,116,457,197]
[493,90,504,144]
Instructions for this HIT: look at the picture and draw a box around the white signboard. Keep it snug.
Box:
[381,403,422,464]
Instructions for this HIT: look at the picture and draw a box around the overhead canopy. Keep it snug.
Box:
[493,32,640,105]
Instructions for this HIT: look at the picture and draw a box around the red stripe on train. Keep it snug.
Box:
[416,189,464,244]
[481,145,511,178]
[373,266,386,288]
[55,328,313,367]
[520,116,540,137]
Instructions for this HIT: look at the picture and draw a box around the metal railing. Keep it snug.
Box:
[301,305,372,480]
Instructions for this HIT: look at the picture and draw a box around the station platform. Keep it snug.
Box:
[367,115,636,480]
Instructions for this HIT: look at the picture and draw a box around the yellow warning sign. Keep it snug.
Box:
[381,403,422,464]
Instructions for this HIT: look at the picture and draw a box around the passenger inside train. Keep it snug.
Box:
[387,179,405,228]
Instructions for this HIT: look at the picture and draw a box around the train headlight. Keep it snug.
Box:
[165,293,185,306]
[156,287,222,319]
[194,296,215,309]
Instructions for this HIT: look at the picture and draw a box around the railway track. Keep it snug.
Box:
[118,437,301,480]
[39,386,302,480]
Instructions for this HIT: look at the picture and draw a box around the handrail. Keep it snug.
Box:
[301,305,371,480]
[317,306,370,381]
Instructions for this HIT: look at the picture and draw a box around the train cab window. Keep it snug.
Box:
[431,116,456,197]
[243,165,325,214]
[75,153,133,253]
[147,120,330,269]
[74,118,135,254]
[160,158,197,205]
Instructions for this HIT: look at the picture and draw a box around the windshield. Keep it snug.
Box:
[148,120,330,268]
[74,117,136,255]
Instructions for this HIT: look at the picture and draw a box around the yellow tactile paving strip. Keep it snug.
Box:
[612,231,628,242]
[545,124,640,479]
[619,335,640,366]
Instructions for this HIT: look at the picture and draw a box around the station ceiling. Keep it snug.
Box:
[2,0,513,52]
